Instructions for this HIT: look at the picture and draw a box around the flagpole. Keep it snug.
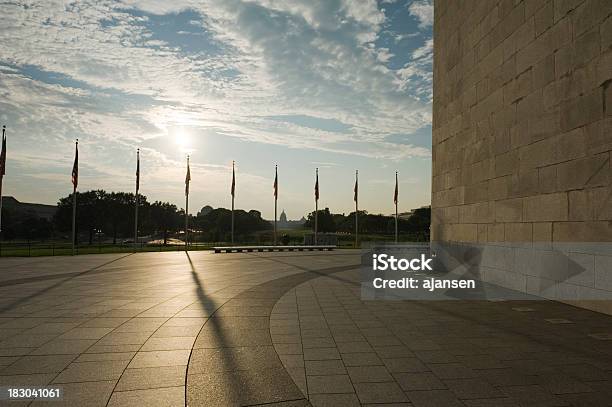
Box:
[134,149,139,251]
[355,170,358,248]
[72,185,77,255]
[395,171,398,244]
[231,161,235,245]
[0,125,5,237]
[314,167,318,246]
[274,165,277,246]
[71,139,78,256]
[185,155,189,251]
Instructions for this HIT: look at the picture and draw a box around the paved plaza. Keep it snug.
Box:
[1,251,612,406]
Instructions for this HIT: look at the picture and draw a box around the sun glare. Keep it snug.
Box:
[173,130,193,153]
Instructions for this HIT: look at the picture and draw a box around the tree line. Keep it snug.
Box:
[304,207,430,239]
[0,189,430,243]
[1,190,271,244]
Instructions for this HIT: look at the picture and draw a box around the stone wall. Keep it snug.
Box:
[431,0,612,313]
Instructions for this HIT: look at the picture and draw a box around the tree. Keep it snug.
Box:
[304,208,336,233]
[55,190,108,245]
[149,201,180,244]
[194,207,271,242]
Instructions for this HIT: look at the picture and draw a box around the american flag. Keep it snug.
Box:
[231,161,235,197]
[0,126,6,177]
[71,140,78,189]
[273,165,278,199]
[394,171,398,205]
[185,156,191,196]
[136,149,140,193]
[315,168,319,201]
[354,170,358,203]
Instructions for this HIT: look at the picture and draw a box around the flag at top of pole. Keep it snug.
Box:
[354,170,358,203]
[72,139,79,190]
[0,125,7,234]
[231,161,235,197]
[136,149,140,193]
[185,156,191,196]
[394,171,398,205]
[0,126,6,177]
[315,168,319,201]
[273,165,278,199]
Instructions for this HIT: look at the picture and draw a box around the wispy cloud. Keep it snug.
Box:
[407,0,434,28]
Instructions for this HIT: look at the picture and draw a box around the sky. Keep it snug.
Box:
[0,0,433,219]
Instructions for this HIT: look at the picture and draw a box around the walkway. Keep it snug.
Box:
[0,251,611,406]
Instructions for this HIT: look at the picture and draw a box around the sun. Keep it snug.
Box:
[173,129,193,153]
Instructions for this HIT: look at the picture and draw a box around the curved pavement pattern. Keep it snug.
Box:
[0,251,612,406]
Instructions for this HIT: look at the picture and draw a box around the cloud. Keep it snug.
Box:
[408,0,434,29]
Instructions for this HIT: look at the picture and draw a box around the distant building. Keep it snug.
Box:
[274,210,306,229]
[197,205,213,217]
[1,196,57,220]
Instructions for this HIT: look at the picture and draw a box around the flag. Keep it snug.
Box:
[354,170,358,203]
[185,157,191,196]
[273,165,278,199]
[136,149,140,193]
[394,171,398,205]
[0,126,6,177]
[71,140,78,189]
[231,161,235,197]
[315,168,319,201]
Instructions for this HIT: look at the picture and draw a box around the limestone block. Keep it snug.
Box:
[553,0,582,23]
[555,127,587,163]
[574,28,601,69]
[569,189,590,220]
[554,45,574,79]
[533,222,553,241]
[572,0,612,38]
[478,223,488,242]
[538,165,558,194]
[529,108,560,142]
[535,1,554,36]
[532,53,555,90]
[515,17,536,51]
[585,118,612,155]
[487,223,505,242]
[523,192,568,221]
[602,14,612,51]
[518,137,556,171]
[489,175,512,200]
[464,181,489,204]
[560,89,604,132]
[505,222,534,242]
[556,153,609,191]
[495,150,519,176]
[553,221,612,241]
[495,198,523,222]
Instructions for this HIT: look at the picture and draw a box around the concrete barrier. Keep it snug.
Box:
[213,245,336,253]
